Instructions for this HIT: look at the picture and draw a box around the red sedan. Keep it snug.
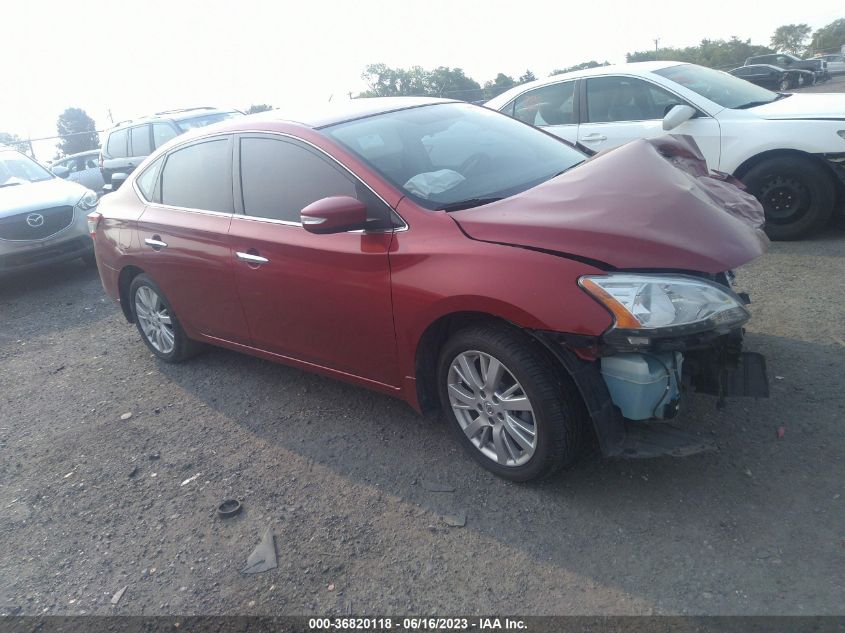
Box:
[89,97,769,481]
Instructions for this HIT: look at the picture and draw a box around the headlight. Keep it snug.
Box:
[838,130,845,141]
[579,274,749,338]
[77,190,99,210]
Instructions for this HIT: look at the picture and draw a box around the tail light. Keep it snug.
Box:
[86,211,103,238]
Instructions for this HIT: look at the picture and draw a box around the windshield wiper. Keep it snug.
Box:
[437,197,503,212]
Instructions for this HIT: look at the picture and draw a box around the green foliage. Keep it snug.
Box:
[519,70,537,83]
[56,108,99,157]
[360,64,481,100]
[0,132,30,155]
[626,37,772,69]
[770,24,812,55]
[809,18,845,55]
[551,61,609,76]
[246,104,273,114]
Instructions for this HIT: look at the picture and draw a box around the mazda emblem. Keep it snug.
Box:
[26,213,45,228]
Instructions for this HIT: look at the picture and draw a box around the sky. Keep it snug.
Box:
[2,0,842,159]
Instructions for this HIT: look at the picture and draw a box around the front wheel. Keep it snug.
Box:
[742,156,836,240]
[436,324,589,481]
[129,274,201,362]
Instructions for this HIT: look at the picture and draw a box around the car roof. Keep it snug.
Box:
[210,96,458,130]
[107,107,237,132]
[484,61,685,106]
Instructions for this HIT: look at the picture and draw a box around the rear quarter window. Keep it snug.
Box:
[106,129,128,158]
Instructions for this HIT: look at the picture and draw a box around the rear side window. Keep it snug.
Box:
[513,81,575,126]
[106,129,128,158]
[160,138,233,213]
[135,155,164,202]
[130,125,152,156]
[240,137,371,224]
[152,123,178,149]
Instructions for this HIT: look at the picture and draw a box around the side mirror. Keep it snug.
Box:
[662,104,697,131]
[52,165,70,179]
[301,196,367,234]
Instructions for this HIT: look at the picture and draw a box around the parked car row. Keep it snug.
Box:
[87,98,770,481]
[744,53,830,84]
[486,61,845,240]
[728,64,814,91]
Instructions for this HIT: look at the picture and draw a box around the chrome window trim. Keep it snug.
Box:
[131,128,409,233]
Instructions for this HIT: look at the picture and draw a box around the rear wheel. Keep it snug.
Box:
[436,324,589,481]
[742,156,835,240]
[129,274,201,362]
[779,78,791,91]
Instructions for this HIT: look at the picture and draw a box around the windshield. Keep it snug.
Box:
[654,64,779,109]
[0,150,54,187]
[324,102,586,210]
[176,112,238,131]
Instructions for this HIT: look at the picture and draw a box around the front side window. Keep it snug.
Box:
[239,137,392,226]
[586,76,686,123]
[513,81,576,126]
[153,123,178,149]
[160,138,232,213]
[130,125,152,156]
[325,103,585,210]
[654,64,778,109]
[106,129,128,158]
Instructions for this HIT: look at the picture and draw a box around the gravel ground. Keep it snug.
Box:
[1,228,843,617]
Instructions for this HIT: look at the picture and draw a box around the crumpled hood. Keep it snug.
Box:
[0,178,88,218]
[749,93,845,120]
[451,136,768,274]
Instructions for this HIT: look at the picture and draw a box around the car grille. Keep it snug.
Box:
[0,206,75,240]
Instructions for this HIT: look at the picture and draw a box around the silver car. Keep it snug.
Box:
[0,148,99,274]
[50,150,105,192]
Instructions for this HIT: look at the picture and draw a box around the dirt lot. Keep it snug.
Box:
[1,223,844,617]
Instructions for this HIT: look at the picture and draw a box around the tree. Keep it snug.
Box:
[551,60,609,75]
[770,23,812,55]
[519,70,537,83]
[809,18,845,55]
[626,38,772,69]
[483,73,517,99]
[246,104,273,114]
[56,108,99,157]
[0,132,30,155]
[359,64,481,100]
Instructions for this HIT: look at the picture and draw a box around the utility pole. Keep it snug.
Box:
[108,109,114,125]
[654,37,660,54]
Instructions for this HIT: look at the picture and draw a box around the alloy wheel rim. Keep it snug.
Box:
[134,286,175,354]
[447,350,537,467]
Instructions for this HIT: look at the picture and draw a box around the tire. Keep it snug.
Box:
[436,324,589,481]
[129,273,201,362]
[779,78,791,91]
[742,156,836,240]
[80,251,97,268]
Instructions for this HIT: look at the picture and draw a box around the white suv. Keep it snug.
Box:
[486,62,845,239]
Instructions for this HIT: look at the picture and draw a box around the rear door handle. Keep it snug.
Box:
[236,251,269,264]
[144,237,168,249]
[581,133,607,142]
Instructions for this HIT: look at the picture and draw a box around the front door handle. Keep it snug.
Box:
[144,237,168,250]
[236,251,269,265]
[580,133,607,142]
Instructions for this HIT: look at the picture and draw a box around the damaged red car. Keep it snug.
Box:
[89,97,769,481]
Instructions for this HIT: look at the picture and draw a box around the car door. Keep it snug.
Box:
[506,80,578,145]
[228,133,400,386]
[577,75,722,169]
[135,134,250,344]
